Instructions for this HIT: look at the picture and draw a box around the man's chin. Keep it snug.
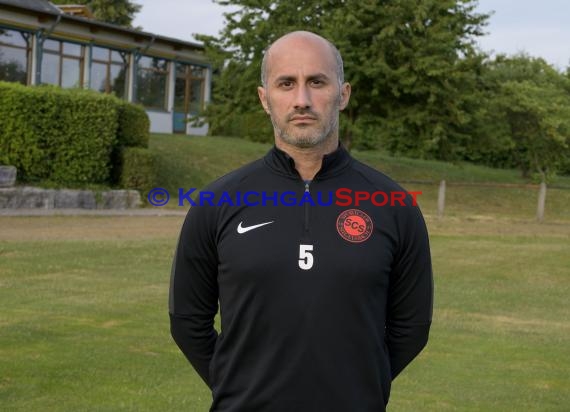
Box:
[278,129,327,147]
[284,135,324,148]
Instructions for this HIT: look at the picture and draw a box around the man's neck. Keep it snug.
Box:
[275,136,339,180]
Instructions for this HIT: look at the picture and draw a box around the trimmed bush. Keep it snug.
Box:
[116,100,150,148]
[111,100,150,184]
[50,88,119,184]
[0,82,118,184]
[0,81,152,187]
[0,82,51,180]
[119,147,155,193]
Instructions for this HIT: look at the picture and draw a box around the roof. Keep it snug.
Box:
[57,5,95,19]
[0,0,205,52]
[0,0,61,14]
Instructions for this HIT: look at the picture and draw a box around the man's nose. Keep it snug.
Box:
[293,84,311,109]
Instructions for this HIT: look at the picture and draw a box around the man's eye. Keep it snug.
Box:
[279,81,293,88]
[310,80,324,87]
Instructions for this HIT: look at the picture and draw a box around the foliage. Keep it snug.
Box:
[328,0,489,158]
[116,100,150,148]
[118,147,156,193]
[0,81,118,184]
[110,100,150,184]
[0,82,45,177]
[469,55,570,180]
[50,0,141,27]
[198,0,490,159]
[0,81,151,187]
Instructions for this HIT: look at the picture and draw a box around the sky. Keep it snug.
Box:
[132,0,570,69]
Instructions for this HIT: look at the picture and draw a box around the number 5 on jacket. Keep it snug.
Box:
[298,244,314,270]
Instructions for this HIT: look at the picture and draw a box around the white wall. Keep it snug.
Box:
[187,121,209,136]
[147,111,173,134]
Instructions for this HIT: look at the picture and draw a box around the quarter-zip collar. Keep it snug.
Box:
[263,143,353,180]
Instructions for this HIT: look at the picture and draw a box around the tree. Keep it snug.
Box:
[471,55,570,180]
[198,0,490,158]
[50,0,141,27]
[325,0,489,157]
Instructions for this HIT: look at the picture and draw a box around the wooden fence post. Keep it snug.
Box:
[536,182,547,222]
[438,180,446,219]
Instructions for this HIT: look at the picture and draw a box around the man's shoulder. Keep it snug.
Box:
[349,158,406,192]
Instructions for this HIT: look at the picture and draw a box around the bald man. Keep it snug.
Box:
[170,31,433,411]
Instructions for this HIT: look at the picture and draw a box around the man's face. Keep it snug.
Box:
[258,35,350,148]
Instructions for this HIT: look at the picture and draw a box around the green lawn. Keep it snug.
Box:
[150,134,570,187]
[1,134,569,410]
[1,216,568,411]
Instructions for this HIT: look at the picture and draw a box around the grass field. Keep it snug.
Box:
[1,135,569,410]
[1,215,569,411]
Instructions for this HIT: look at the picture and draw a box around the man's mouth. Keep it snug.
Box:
[290,116,316,122]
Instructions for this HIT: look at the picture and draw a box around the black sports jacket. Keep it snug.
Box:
[170,145,433,412]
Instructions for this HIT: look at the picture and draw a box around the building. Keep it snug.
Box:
[0,0,211,135]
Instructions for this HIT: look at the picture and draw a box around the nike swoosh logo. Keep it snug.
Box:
[237,221,274,234]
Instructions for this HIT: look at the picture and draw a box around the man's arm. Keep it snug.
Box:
[169,205,219,387]
[386,204,434,380]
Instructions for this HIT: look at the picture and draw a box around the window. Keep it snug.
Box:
[41,38,85,88]
[0,28,31,84]
[174,63,205,115]
[189,66,205,114]
[136,56,169,110]
[89,46,128,99]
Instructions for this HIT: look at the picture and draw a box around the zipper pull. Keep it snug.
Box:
[304,180,310,193]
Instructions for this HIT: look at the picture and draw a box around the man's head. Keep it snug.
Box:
[258,31,351,149]
[260,33,345,90]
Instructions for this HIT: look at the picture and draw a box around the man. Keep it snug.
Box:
[170,31,433,411]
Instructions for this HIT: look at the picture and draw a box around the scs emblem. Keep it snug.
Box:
[336,209,373,243]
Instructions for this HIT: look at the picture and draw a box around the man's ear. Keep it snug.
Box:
[258,86,270,114]
[339,82,351,111]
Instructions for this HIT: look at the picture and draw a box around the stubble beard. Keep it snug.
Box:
[267,102,340,149]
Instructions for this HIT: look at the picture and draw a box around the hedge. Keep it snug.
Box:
[110,100,150,184]
[116,100,150,148]
[0,81,150,186]
[0,82,51,180]
[118,147,155,194]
